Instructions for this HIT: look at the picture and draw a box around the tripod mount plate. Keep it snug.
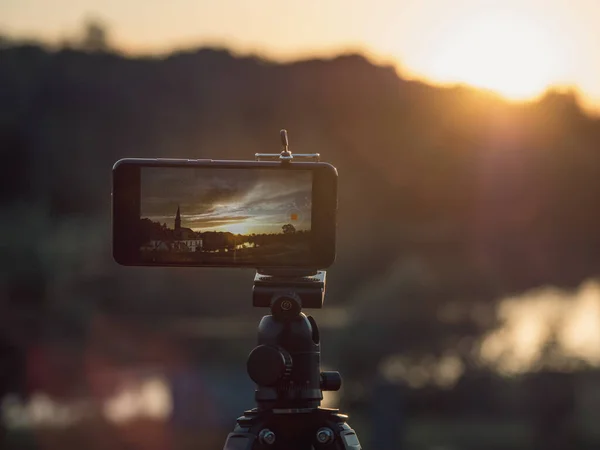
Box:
[252,270,326,309]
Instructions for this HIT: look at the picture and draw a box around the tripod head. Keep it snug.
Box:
[248,270,341,411]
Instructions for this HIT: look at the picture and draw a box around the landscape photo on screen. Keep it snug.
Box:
[139,167,313,264]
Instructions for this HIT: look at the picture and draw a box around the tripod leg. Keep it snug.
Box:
[316,422,362,450]
[222,409,362,450]
[337,424,362,450]
[223,431,256,450]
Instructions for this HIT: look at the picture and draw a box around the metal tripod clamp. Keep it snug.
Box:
[255,129,321,162]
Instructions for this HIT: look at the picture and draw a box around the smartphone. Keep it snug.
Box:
[112,158,337,269]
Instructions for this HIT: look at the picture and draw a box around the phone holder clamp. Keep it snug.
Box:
[255,129,320,162]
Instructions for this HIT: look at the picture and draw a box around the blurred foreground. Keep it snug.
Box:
[2,41,600,449]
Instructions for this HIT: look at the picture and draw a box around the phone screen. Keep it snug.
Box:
[139,167,313,265]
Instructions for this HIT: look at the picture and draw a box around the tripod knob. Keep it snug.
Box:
[320,371,342,391]
[247,345,292,386]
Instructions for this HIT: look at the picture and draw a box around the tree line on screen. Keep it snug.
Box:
[139,217,307,251]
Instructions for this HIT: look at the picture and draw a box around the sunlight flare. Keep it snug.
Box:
[426,10,564,100]
[220,222,252,235]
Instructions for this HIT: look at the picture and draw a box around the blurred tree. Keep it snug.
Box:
[80,19,110,52]
[0,33,11,49]
[282,223,296,234]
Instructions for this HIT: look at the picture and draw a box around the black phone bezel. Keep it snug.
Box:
[112,158,337,269]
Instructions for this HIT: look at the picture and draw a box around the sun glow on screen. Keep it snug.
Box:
[217,222,252,235]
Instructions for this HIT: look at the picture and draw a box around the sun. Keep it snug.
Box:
[426,10,563,100]
[221,222,252,235]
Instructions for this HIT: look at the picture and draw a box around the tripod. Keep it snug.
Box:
[222,270,362,450]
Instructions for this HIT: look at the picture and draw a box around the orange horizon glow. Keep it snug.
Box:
[189,220,308,236]
[3,0,600,111]
[192,222,258,235]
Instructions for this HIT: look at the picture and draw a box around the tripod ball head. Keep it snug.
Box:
[250,310,322,409]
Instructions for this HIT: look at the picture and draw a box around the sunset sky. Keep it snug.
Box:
[2,0,600,110]
[140,167,312,235]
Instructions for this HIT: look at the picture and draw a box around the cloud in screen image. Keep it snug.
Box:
[138,167,313,265]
